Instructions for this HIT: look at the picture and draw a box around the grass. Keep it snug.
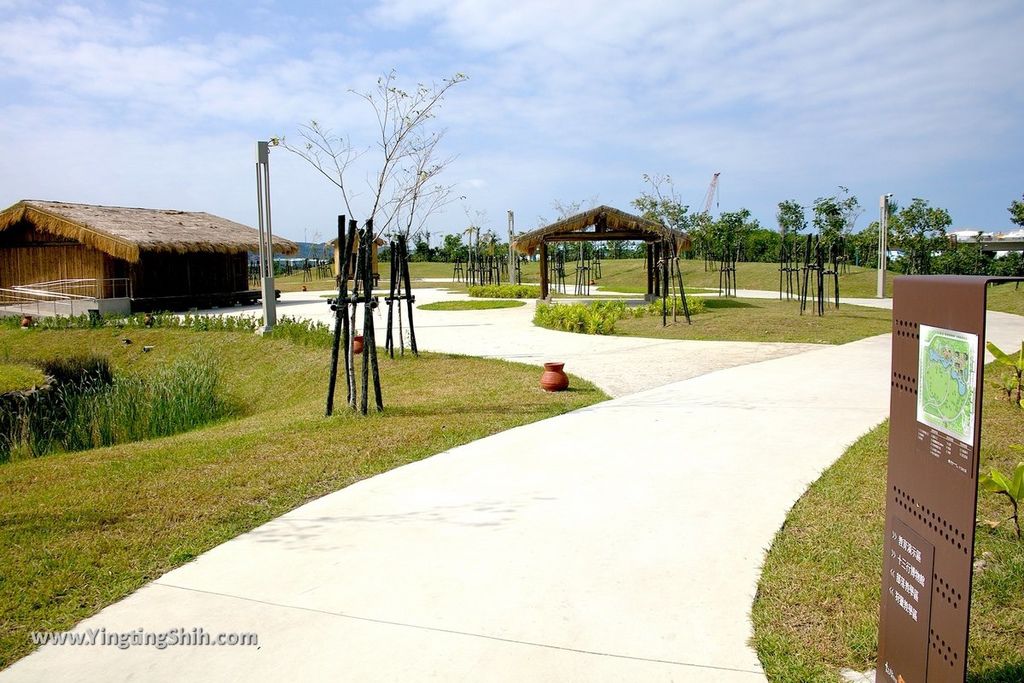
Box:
[4,355,228,461]
[0,363,45,394]
[988,282,1024,316]
[419,300,525,311]
[276,261,1024,316]
[548,297,893,345]
[529,259,896,299]
[0,326,605,670]
[752,363,1024,681]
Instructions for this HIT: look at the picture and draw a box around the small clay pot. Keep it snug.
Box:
[20,315,33,329]
[352,335,365,354]
[540,362,569,392]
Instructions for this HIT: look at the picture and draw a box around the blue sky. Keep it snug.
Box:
[1,0,1022,244]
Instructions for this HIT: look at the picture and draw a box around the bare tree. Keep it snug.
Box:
[275,69,467,239]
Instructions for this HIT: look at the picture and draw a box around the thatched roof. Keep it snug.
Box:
[0,200,299,263]
[328,234,387,247]
[512,205,689,255]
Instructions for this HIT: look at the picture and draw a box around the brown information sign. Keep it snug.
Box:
[878,276,1021,682]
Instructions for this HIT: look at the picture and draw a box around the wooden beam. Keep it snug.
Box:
[542,231,657,243]
[539,241,548,300]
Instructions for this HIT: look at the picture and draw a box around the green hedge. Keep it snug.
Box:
[534,297,705,335]
[467,284,541,299]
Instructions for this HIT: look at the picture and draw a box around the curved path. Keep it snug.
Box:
[4,288,1023,682]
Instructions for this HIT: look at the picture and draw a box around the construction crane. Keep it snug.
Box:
[700,172,720,216]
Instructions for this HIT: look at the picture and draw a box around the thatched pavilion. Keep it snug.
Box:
[512,205,690,299]
[331,233,385,284]
[0,200,298,311]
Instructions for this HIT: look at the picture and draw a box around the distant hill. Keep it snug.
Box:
[292,241,333,259]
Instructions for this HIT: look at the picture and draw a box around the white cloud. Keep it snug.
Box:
[1,0,1022,237]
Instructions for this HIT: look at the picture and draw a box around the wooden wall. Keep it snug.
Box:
[1,220,250,300]
[132,251,249,298]
[0,220,117,291]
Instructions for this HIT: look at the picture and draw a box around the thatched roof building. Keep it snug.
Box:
[512,205,688,255]
[0,200,298,311]
[0,200,297,262]
[511,205,690,299]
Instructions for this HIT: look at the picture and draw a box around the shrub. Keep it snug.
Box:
[534,301,626,335]
[626,297,706,318]
[468,284,540,299]
[534,297,705,336]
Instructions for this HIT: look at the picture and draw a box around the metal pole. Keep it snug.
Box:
[256,141,277,332]
[877,193,891,298]
[508,209,515,281]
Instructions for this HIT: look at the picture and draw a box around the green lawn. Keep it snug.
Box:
[988,282,1024,316]
[612,297,893,344]
[0,327,605,670]
[419,300,525,311]
[752,365,1024,681]
[277,261,1024,316]
[0,363,46,393]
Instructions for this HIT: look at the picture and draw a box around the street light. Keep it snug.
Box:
[877,193,893,299]
[255,141,277,332]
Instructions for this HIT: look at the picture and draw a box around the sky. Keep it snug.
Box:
[1,0,1022,245]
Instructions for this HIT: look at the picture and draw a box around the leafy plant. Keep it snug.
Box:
[468,284,540,299]
[986,340,1024,406]
[534,298,706,336]
[980,459,1024,539]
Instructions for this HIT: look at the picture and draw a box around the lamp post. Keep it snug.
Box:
[507,209,515,282]
[255,141,277,332]
[877,193,893,298]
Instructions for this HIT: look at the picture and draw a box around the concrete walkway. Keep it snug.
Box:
[215,288,823,398]
[4,287,1023,681]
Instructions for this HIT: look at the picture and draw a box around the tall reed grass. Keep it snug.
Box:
[1,355,229,462]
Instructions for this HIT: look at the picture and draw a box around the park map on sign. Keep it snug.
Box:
[917,325,978,446]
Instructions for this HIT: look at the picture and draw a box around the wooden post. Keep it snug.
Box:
[399,234,418,355]
[646,244,654,299]
[326,214,346,417]
[385,239,397,358]
[539,240,549,300]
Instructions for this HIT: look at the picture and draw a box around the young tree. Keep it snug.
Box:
[441,233,466,262]
[776,200,806,237]
[632,174,695,258]
[712,209,759,259]
[890,198,952,274]
[1009,194,1024,227]
[812,187,862,246]
[277,70,468,240]
[631,174,693,231]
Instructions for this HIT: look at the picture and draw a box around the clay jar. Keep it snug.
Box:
[540,362,569,392]
[352,335,365,354]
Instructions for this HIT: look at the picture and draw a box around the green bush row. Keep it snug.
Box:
[467,284,541,299]
[2,312,333,347]
[533,297,705,335]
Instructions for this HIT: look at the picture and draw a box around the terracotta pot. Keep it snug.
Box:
[352,335,365,354]
[20,315,33,329]
[540,362,569,392]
